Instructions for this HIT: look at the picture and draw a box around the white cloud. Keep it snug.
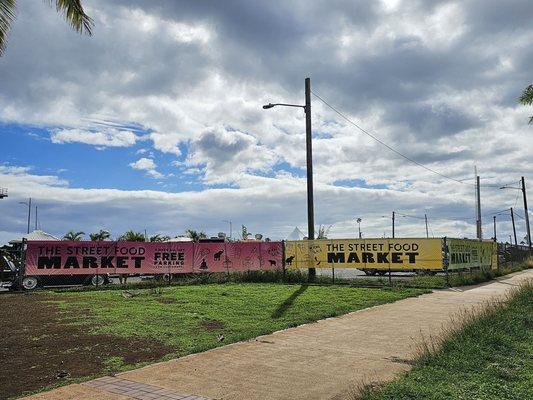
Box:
[129,157,164,179]
[50,128,138,147]
[186,126,279,183]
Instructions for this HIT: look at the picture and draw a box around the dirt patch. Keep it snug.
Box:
[0,292,175,400]
[200,319,226,330]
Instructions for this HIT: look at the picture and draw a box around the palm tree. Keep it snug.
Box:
[63,230,85,241]
[117,230,146,242]
[0,0,94,56]
[185,229,207,242]
[519,85,533,124]
[149,234,171,242]
[89,229,111,241]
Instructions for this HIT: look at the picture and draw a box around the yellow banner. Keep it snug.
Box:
[447,239,496,270]
[285,238,443,270]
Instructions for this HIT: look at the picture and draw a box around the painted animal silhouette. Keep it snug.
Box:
[268,259,277,266]
[285,256,295,266]
[214,250,224,261]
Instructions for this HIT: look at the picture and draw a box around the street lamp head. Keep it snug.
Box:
[262,103,275,109]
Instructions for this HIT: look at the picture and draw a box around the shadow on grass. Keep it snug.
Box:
[271,285,308,319]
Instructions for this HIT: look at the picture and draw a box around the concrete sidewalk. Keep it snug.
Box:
[25,270,532,400]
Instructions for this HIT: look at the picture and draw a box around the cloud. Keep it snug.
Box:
[0,162,487,244]
[129,157,164,179]
[0,0,532,244]
[187,127,278,183]
[50,128,138,147]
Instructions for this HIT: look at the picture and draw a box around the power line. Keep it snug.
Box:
[514,187,521,207]
[311,91,520,189]
[395,212,426,220]
[514,212,526,220]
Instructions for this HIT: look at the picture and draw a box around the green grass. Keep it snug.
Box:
[358,280,533,400]
[390,262,531,289]
[53,261,531,295]
[54,283,426,357]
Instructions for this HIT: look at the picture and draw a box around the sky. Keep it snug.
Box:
[0,0,532,244]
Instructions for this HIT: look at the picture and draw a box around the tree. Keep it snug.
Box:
[63,230,84,241]
[241,225,250,240]
[0,0,93,56]
[149,234,171,242]
[89,229,111,241]
[519,85,533,124]
[316,224,332,239]
[185,229,207,242]
[117,231,146,242]
[519,85,533,105]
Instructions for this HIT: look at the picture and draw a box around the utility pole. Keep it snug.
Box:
[305,77,316,279]
[425,214,429,238]
[392,211,395,238]
[26,198,32,234]
[521,176,531,249]
[493,215,497,242]
[262,77,315,279]
[510,207,517,246]
[476,173,482,240]
[223,220,232,240]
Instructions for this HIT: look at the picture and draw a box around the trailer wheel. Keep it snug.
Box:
[22,276,39,290]
[90,275,106,286]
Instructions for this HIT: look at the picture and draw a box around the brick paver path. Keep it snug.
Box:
[22,269,532,400]
[83,377,212,400]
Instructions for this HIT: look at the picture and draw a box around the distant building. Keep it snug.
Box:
[9,230,60,244]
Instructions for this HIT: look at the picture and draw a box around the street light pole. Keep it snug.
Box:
[27,198,31,234]
[263,77,316,280]
[476,175,482,239]
[500,177,531,249]
[493,215,497,242]
[19,198,32,234]
[521,177,531,249]
[510,207,517,246]
[356,218,362,238]
[222,220,232,240]
[392,211,395,238]
[304,78,316,279]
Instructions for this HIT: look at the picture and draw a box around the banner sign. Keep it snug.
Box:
[24,241,282,275]
[285,238,443,270]
[447,239,496,270]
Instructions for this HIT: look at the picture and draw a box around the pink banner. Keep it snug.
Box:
[192,241,282,272]
[24,241,282,276]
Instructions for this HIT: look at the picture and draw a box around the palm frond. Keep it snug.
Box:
[0,0,17,56]
[519,85,533,106]
[48,0,93,35]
